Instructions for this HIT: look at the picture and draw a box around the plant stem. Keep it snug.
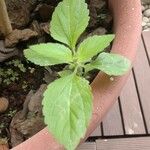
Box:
[0,0,12,36]
[72,47,76,55]
[73,65,78,75]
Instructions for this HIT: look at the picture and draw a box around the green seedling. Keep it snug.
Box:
[0,68,19,85]
[0,59,28,85]
[24,0,131,150]
[7,109,17,118]
[6,59,26,73]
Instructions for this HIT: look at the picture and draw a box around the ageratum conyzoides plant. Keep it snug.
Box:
[24,0,131,150]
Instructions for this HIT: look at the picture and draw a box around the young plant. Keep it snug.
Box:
[24,0,131,149]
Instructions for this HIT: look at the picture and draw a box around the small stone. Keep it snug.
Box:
[110,77,114,81]
[144,26,148,30]
[144,9,150,17]
[143,0,150,4]
[144,5,149,10]
[143,17,149,23]
[0,98,9,113]
[142,1,144,5]
[147,22,150,27]
[142,5,145,11]
[142,21,147,26]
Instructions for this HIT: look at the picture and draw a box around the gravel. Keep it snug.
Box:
[142,1,150,31]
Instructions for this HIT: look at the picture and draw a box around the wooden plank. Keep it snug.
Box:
[77,142,96,150]
[102,101,124,136]
[90,125,101,137]
[133,37,150,133]
[142,31,150,60]
[120,72,146,135]
[96,137,150,150]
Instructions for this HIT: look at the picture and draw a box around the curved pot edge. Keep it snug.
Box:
[11,0,142,149]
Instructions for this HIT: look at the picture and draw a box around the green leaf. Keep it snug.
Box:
[50,0,89,49]
[24,43,73,66]
[77,35,115,62]
[85,52,131,76]
[42,74,92,150]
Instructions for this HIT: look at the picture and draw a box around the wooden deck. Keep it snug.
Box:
[78,31,150,150]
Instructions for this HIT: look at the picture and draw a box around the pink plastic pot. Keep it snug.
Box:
[12,0,142,149]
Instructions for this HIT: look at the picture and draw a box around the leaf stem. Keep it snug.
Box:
[72,47,76,56]
[73,65,78,75]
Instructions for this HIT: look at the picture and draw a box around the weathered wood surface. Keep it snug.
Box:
[142,31,150,64]
[96,137,150,150]
[78,31,150,150]
[90,126,102,137]
[120,72,145,135]
[102,100,123,136]
[77,143,96,150]
[133,36,150,133]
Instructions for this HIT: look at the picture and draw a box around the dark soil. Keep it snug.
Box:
[0,58,44,140]
[0,0,112,148]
